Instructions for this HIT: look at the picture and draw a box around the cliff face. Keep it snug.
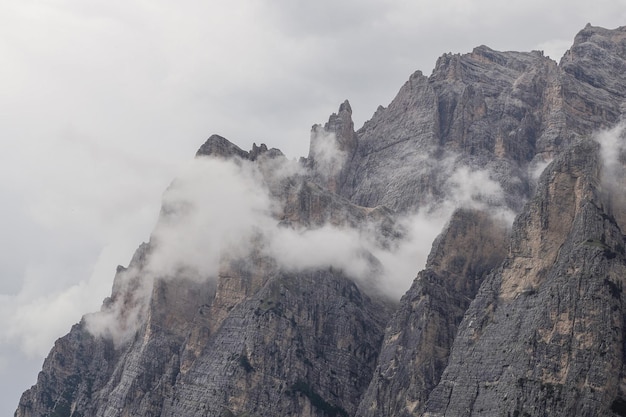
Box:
[357,209,510,417]
[356,24,626,417]
[335,47,557,213]
[16,24,626,417]
[424,139,626,416]
[17,140,397,417]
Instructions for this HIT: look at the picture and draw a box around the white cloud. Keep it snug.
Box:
[529,157,554,182]
[80,152,457,339]
[84,265,152,348]
[308,128,347,181]
[267,225,374,278]
[0,265,111,357]
[370,211,450,299]
[446,167,506,210]
[147,157,275,280]
[596,122,626,173]
[82,143,523,341]
[594,123,626,231]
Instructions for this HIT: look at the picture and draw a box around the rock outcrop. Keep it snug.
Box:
[424,139,626,416]
[357,209,510,417]
[337,48,558,213]
[15,24,626,417]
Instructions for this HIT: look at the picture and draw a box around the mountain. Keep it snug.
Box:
[15,24,626,417]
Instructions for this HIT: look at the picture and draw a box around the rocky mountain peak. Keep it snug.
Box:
[250,142,284,161]
[195,134,249,159]
[338,99,352,115]
[16,25,626,417]
[569,23,626,50]
[196,134,284,162]
[561,24,626,81]
[305,100,358,193]
[309,99,357,156]
[431,52,462,81]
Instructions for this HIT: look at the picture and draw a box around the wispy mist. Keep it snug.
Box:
[4,2,626,414]
[308,128,347,181]
[83,125,527,342]
[596,122,626,173]
[595,122,626,230]
[149,158,275,280]
[84,265,151,347]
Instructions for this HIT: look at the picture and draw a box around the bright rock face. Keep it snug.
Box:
[15,25,626,417]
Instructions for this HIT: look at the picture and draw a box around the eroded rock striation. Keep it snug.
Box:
[16,24,626,417]
[424,139,626,416]
[357,209,510,417]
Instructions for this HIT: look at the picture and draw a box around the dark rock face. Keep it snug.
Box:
[161,269,388,417]
[331,25,626,215]
[336,48,558,213]
[424,140,626,416]
[357,209,510,417]
[560,24,626,134]
[15,25,626,417]
[14,323,118,417]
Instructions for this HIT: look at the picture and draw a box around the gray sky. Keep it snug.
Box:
[2,0,625,413]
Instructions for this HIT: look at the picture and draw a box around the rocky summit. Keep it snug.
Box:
[15,24,626,417]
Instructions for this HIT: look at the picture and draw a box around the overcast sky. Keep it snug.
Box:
[2,0,625,413]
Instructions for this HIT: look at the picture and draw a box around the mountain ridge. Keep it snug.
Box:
[15,24,626,417]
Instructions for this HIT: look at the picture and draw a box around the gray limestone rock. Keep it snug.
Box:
[16,139,396,417]
[15,24,626,417]
[337,48,559,213]
[356,209,510,417]
[424,139,626,416]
